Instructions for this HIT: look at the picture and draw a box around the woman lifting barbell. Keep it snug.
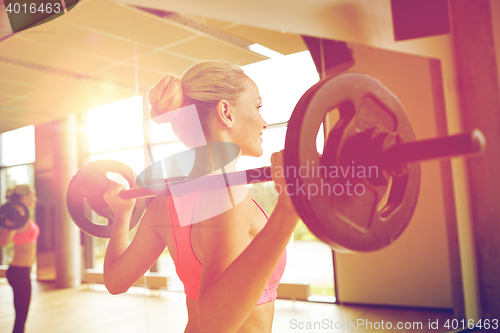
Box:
[103,60,300,333]
[0,185,39,333]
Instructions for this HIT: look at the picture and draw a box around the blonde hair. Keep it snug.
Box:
[149,61,248,146]
[6,185,33,202]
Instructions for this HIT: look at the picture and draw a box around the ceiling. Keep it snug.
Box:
[0,0,307,134]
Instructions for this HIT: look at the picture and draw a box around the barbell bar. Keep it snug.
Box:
[119,130,484,200]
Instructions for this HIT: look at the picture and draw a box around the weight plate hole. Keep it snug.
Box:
[318,108,341,155]
[379,174,409,219]
[106,172,130,190]
[376,175,393,213]
[82,198,109,226]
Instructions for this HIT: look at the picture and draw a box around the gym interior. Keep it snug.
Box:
[0,0,499,332]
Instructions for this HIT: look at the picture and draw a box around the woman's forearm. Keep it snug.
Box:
[0,228,15,247]
[198,201,300,333]
[103,212,133,294]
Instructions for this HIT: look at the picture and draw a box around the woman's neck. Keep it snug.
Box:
[186,142,241,180]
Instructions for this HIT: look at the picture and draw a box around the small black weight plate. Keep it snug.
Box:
[0,201,29,230]
[66,160,146,238]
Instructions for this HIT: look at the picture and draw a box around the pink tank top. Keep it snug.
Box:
[167,194,286,305]
[13,220,39,245]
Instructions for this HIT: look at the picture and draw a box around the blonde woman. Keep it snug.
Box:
[0,185,39,333]
[103,61,300,333]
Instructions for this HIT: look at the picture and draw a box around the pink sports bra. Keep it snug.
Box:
[167,193,286,305]
[13,220,39,245]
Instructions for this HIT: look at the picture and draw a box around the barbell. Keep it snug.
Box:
[66,73,485,252]
[0,201,29,230]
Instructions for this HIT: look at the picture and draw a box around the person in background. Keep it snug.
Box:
[0,185,39,333]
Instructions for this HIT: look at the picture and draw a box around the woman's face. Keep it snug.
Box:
[20,190,37,209]
[232,78,268,157]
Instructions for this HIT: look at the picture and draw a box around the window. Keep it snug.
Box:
[0,125,35,167]
[242,51,320,126]
[87,96,145,175]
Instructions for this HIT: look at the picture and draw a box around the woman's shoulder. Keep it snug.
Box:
[142,196,171,226]
[192,185,253,225]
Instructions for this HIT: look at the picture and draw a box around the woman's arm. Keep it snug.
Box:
[197,151,300,333]
[197,200,298,333]
[0,226,16,247]
[103,185,167,294]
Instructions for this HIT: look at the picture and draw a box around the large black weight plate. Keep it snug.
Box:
[0,201,29,230]
[285,73,420,252]
[67,160,146,238]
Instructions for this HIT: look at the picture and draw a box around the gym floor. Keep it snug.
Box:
[0,279,457,333]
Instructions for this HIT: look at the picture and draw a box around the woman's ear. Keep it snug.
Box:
[216,100,235,128]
